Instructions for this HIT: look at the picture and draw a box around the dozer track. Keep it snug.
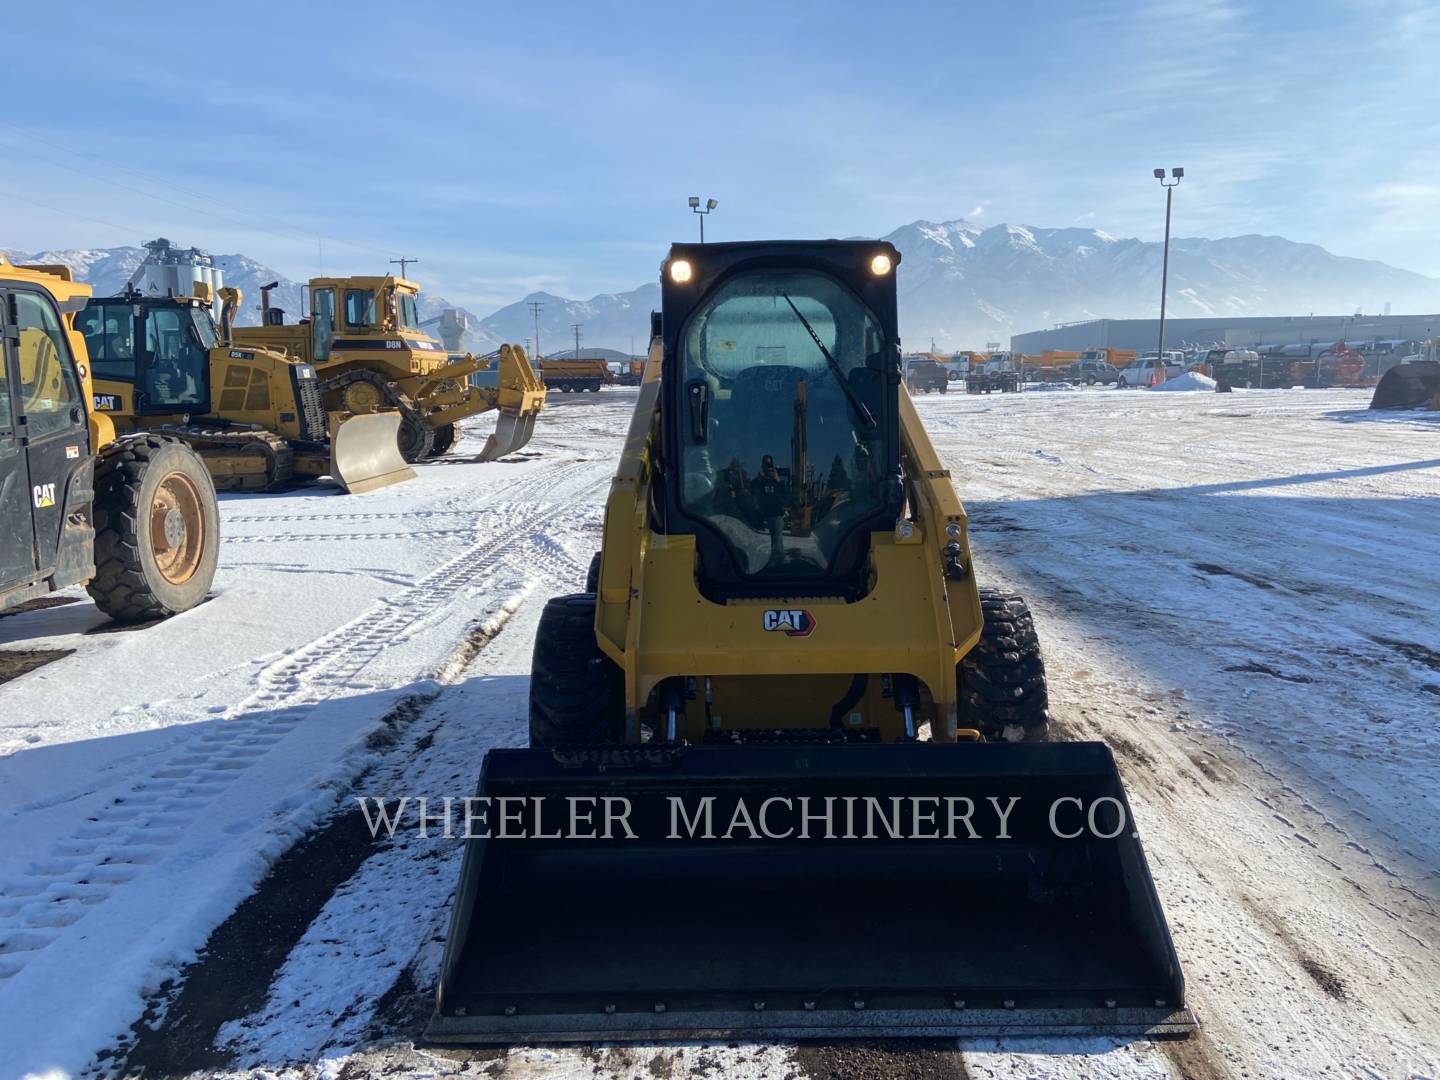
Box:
[156,425,296,492]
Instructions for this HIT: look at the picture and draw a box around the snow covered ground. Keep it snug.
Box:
[1,386,1437,1079]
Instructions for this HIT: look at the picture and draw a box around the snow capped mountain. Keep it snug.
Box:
[1,246,500,354]
[881,220,1440,347]
[12,221,1440,353]
[477,284,660,358]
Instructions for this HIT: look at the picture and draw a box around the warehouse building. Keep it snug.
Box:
[1011,313,1440,354]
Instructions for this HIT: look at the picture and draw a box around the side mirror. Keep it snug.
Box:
[685,379,709,443]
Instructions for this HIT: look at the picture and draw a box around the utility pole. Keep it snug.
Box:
[1152,168,1183,385]
[527,300,544,359]
[390,256,419,278]
[572,323,582,359]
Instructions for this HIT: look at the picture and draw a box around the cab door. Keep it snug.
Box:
[0,314,35,589]
[7,286,91,577]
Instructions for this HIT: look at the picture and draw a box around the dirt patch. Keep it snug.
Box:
[1109,731,1158,768]
[1370,635,1440,672]
[1160,1030,1234,1080]
[1192,562,1275,590]
[117,687,446,1076]
[118,803,383,1075]
[791,1041,969,1080]
[1222,662,1313,683]
[0,595,83,618]
[0,647,74,684]
[1298,956,1350,1002]
[646,1051,675,1078]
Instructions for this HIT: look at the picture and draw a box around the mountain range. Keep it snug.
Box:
[11,221,1440,352]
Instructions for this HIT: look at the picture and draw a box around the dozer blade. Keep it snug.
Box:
[478,408,537,462]
[1370,360,1440,410]
[427,742,1195,1044]
[329,412,417,494]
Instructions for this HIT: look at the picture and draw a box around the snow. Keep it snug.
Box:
[1151,371,1218,391]
[1,387,1438,1079]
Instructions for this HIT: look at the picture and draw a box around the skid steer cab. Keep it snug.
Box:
[427,241,1196,1045]
[0,257,219,622]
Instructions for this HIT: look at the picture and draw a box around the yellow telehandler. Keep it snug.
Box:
[428,240,1194,1044]
[1,256,219,620]
[233,274,545,462]
[79,285,414,494]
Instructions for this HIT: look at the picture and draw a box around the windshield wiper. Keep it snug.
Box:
[781,294,877,431]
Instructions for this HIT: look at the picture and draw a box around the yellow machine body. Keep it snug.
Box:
[594,343,982,742]
[233,275,546,460]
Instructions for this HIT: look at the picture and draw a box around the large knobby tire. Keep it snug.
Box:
[529,594,623,748]
[958,587,1050,742]
[396,413,436,463]
[428,423,456,457]
[87,436,220,622]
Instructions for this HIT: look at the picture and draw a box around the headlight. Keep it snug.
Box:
[669,259,694,284]
[870,253,893,276]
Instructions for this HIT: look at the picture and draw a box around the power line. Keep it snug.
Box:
[0,188,147,242]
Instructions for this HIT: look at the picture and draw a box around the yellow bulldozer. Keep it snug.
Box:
[233,274,545,462]
[78,285,415,494]
[427,241,1194,1043]
[1,256,219,620]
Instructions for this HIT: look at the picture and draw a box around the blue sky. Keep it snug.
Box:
[3,0,1436,313]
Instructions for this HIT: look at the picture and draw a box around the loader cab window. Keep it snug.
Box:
[398,291,420,330]
[77,302,137,381]
[189,305,218,350]
[12,290,82,439]
[312,287,335,361]
[345,289,376,328]
[141,305,207,410]
[678,269,890,581]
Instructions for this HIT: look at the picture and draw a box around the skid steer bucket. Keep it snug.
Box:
[427,741,1195,1044]
[1370,360,1440,410]
[328,412,416,493]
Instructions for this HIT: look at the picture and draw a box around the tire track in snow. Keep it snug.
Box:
[0,457,607,984]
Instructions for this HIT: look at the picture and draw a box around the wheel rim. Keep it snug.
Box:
[150,471,206,585]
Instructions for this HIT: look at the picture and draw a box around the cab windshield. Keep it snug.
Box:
[398,291,421,330]
[679,269,890,580]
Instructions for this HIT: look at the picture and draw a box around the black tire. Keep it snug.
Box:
[396,413,436,463]
[428,423,456,456]
[87,436,220,622]
[1085,375,1096,386]
[958,587,1050,742]
[1116,376,1128,388]
[585,551,601,593]
[530,594,623,748]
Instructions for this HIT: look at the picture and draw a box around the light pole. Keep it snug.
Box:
[688,196,718,242]
[1153,167,1183,383]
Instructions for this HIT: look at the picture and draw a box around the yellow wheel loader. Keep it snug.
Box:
[78,286,414,495]
[428,241,1195,1044]
[1,257,219,621]
[232,274,546,462]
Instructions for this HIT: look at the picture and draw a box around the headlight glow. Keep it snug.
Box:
[870,253,893,276]
[669,259,694,284]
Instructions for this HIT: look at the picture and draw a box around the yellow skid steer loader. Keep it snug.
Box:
[427,241,1194,1043]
